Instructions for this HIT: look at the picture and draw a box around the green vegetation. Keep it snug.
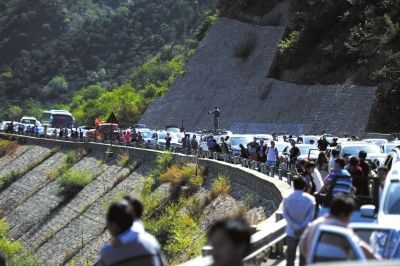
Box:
[48,150,80,180]
[0,148,58,191]
[0,140,18,157]
[141,162,207,263]
[57,169,94,199]
[0,0,215,123]
[0,219,42,266]
[271,0,400,132]
[117,152,130,167]
[211,173,231,195]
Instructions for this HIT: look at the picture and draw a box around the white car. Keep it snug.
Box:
[381,142,400,154]
[383,148,400,171]
[20,116,41,127]
[378,161,400,226]
[0,121,12,131]
[227,135,254,156]
[307,224,367,264]
[362,138,389,146]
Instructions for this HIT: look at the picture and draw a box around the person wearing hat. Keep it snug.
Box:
[208,106,221,131]
[330,137,339,147]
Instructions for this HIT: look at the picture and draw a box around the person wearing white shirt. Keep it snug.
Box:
[283,177,316,266]
[328,149,339,172]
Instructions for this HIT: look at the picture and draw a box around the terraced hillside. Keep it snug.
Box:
[0,135,288,265]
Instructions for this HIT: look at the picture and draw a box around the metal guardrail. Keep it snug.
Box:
[2,132,296,187]
[179,218,287,266]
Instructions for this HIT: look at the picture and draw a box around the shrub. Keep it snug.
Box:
[48,150,79,180]
[0,220,41,266]
[57,169,93,198]
[233,32,257,58]
[0,140,18,157]
[117,152,130,167]
[211,174,231,195]
[159,165,183,184]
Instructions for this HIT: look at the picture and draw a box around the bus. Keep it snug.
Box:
[41,110,75,128]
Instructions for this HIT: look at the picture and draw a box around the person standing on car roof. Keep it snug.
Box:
[208,106,220,131]
[330,137,339,147]
[317,135,329,151]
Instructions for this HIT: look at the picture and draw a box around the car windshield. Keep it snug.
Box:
[383,182,400,215]
[275,143,289,152]
[298,145,319,157]
[384,144,400,153]
[231,136,253,146]
[341,145,381,156]
[141,132,153,138]
[21,119,36,124]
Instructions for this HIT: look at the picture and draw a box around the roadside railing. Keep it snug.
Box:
[179,214,287,266]
[4,131,296,187]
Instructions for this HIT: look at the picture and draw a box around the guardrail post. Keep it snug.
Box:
[242,159,247,167]
[202,246,213,257]
[250,161,256,170]
[278,169,283,180]
[287,172,292,186]
[223,154,228,162]
[213,152,218,160]
[270,166,275,177]
[259,163,265,174]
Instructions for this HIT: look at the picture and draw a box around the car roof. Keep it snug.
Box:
[339,141,376,146]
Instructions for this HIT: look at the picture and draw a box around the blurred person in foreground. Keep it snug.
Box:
[96,200,166,266]
[299,194,380,262]
[208,217,253,266]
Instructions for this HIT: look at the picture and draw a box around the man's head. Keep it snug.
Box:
[253,137,257,142]
[270,141,275,147]
[193,135,196,139]
[290,140,296,147]
[334,158,346,170]
[221,137,225,142]
[332,149,340,158]
[343,153,351,165]
[214,106,218,110]
[305,162,316,174]
[359,151,367,160]
[208,217,252,266]
[377,166,389,185]
[106,200,133,238]
[123,196,144,219]
[329,194,356,224]
[293,176,307,191]
[166,133,170,136]
[333,138,338,143]
[213,139,217,144]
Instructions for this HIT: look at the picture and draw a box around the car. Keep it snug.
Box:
[0,121,11,131]
[362,138,389,146]
[307,224,367,264]
[78,126,96,138]
[199,131,234,151]
[336,141,383,158]
[20,116,41,127]
[226,135,255,156]
[153,131,180,148]
[378,161,400,226]
[282,144,320,162]
[382,148,400,171]
[298,135,320,145]
[381,142,400,154]
[131,124,147,129]
[350,223,400,259]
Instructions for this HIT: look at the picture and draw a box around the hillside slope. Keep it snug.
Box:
[140,17,376,135]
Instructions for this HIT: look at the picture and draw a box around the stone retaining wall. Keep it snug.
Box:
[0,133,292,265]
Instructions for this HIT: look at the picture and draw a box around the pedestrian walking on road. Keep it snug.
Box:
[208,106,220,131]
[247,137,259,161]
[283,177,316,266]
[191,135,199,150]
[266,141,279,167]
[289,141,301,174]
[257,140,267,163]
[239,144,249,159]
[165,133,172,151]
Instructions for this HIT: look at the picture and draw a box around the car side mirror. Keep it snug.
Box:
[360,205,376,218]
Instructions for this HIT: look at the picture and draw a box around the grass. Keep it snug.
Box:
[233,31,257,58]
[211,173,231,196]
[0,219,42,266]
[57,169,94,199]
[0,148,59,191]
